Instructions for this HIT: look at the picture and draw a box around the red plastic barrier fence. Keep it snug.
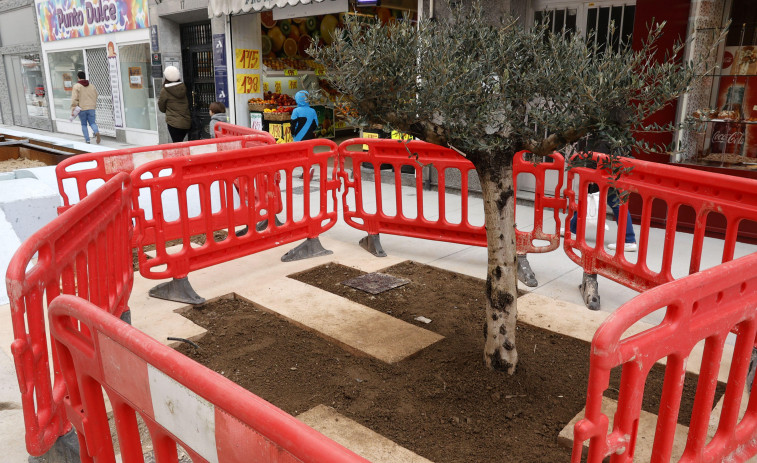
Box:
[56,135,275,217]
[338,139,566,254]
[49,294,371,463]
[5,173,133,456]
[572,251,757,462]
[131,139,339,280]
[213,120,274,139]
[564,154,757,293]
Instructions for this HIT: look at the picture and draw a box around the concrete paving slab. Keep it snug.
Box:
[297,405,433,463]
[237,277,444,363]
[558,396,690,461]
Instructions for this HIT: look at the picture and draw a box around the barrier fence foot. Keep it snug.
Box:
[255,216,284,232]
[281,237,333,262]
[28,428,79,463]
[149,277,206,305]
[579,273,601,311]
[359,234,387,257]
[516,254,538,287]
[119,309,132,325]
[748,347,757,391]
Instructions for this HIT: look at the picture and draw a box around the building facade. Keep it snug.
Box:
[34,0,158,144]
[0,0,52,131]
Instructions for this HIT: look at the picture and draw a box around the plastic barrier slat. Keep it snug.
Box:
[571,252,757,462]
[564,154,757,292]
[338,139,566,255]
[56,135,275,218]
[49,295,370,463]
[5,173,132,456]
[131,140,339,280]
[213,121,275,140]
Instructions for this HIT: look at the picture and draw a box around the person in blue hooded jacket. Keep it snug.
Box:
[291,90,319,141]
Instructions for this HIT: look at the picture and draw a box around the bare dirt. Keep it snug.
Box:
[175,261,723,463]
[0,157,47,172]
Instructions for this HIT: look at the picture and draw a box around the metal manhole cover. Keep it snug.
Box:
[341,272,410,295]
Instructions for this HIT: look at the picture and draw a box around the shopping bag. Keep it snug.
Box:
[585,192,610,231]
[69,106,81,122]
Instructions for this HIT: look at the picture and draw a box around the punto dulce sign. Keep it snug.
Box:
[35,0,149,42]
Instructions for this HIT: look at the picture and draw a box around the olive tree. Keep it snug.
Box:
[310,2,719,374]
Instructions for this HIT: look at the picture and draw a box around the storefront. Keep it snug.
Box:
[210,0,416,142]
[35,0,158,144]
[678,0,757,172]
[0,1,52,131]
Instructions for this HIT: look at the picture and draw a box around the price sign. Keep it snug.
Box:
[284,69,298,76]
[391,130,413,141]
[236,74,260,94]
[263,82,269,92]
[288,80,298,90]
[269,123,282,140]
[235,49,260,69]
[314,68,326,76]
[274,81,282,93]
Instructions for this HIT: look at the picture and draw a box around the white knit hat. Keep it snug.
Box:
[163,66,181,82]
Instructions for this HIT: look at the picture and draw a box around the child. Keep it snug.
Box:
[208,101,228,138]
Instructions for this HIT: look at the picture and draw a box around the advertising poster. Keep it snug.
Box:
[213,34,229,107]
[709,76,757,159]
[107,41,124,128]
[35,0,149,42]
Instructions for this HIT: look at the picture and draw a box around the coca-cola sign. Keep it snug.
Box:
[712,128,745,146]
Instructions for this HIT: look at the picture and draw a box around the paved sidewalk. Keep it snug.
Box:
[1,128,755,461]
[1,124,137,153]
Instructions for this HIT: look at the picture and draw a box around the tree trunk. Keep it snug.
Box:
[478,162,519,374]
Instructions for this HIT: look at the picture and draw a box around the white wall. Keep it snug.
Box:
[230,14,263,128]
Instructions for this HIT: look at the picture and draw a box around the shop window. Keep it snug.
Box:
[47,50,85,120]
[118,43,156,131]
[532,1,635,52]
[3,53,49,123]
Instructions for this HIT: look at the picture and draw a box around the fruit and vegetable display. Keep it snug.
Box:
[260,7,413,69]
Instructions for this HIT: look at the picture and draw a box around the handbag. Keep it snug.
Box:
[585,192,610,231]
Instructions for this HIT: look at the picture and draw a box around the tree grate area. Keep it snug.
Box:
[175,261,725,463]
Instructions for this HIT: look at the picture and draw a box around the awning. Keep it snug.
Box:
[208,0,329,17]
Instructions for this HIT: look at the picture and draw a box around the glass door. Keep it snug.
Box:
[85,47,117,136]
[181,21,215,140]
[3,53,49,127]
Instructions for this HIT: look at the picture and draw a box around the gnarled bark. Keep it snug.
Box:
[478,161,519,374]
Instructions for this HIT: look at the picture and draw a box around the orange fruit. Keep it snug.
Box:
[298,35,312,57]
[320,14,338,45]
[268,26,285,52]
[283,38,298,57]
[261,11,277,28]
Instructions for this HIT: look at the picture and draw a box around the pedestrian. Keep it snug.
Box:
[208,101,228,138]
[291,90,319,141]
[158,66,191,143]
[70,71,100,144]
[567,137,638,252]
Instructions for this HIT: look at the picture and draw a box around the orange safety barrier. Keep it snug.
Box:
[131,139,339,282]
[338,139,566,284]
[572,251,757,462]
[49,294,371,463]
[56,135,275,217]
[5,173,133,456]
[213,120,273,139]
[564,153,757,309]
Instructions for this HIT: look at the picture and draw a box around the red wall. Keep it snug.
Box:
[631,0,691,164]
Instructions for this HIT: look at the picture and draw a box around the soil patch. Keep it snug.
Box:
[175,261,724,462]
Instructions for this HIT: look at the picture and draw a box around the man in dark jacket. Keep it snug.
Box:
[158,66,192,143]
